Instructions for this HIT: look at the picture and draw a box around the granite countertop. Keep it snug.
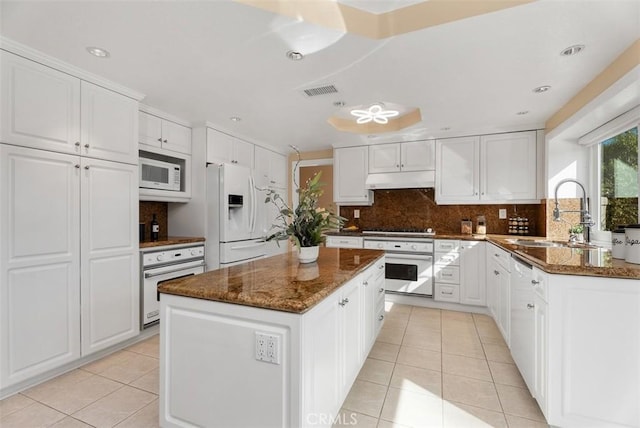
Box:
[157,248,385,313]
[488,236,640,279]
[139,236,205,249]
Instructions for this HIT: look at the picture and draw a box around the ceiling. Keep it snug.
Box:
[1,0,638,153]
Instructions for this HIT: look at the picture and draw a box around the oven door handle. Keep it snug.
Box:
[144,261,205,278]
[386,252,432,261]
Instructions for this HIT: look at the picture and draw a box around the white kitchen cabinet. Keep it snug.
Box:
[435,136,480,203]
[480,131,537,201]
[369,140,435,173]
[459,241,486,306]
[486,243,510,345]
[254,145,287,190]
[532,267,547,418]
[0,145,81,388]
[361,258,385,356]
[0,52,138,165]
[436,131,538,204]
[341,279,362,392]
[206,128,253,168]
[80,158,139,356]
[510,257,535,395]
[80,81,138,165]
[139,111,192,155]
[333,146,373,205]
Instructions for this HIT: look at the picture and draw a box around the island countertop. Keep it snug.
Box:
[157,247,385,314]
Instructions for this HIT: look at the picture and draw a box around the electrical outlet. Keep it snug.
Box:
[499,209,507,219]
[255,332,280,364]
[354,209,360,219]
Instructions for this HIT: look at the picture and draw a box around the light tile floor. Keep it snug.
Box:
[0,304,549,427]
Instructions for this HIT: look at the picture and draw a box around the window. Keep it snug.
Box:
[598,127,638,231]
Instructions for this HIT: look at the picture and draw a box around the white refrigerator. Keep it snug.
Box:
[206,163,269,269]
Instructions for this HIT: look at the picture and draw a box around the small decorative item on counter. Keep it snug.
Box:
[461,219,472,235]
[624,224,640,264]
[612,225,626,259]
[151,214,159,242]
[476,215,486,235]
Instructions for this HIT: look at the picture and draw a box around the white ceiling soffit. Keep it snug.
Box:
[337,0,427,15]
[0,1,638,153]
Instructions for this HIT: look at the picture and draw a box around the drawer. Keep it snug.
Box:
[435,251,460,266]
[488,243,511,271]
[434,283,460,302]
[435,265,460,284]
[326,236,363,249]
[435,239,460,253]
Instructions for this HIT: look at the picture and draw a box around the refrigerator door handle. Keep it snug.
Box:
[249,175,256,233]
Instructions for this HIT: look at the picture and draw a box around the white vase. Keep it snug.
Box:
[298,245,319,263]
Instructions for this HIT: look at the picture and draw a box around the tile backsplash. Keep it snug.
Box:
[339,188,546,236]
[139,201,168,241]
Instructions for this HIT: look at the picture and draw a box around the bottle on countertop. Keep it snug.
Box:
[151,214,159,242]
[476,215,487,235]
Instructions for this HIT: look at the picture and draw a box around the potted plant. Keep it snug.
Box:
[568,224,584,242]
[264,170,344,263]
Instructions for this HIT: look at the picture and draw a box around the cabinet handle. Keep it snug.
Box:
[378,264,384,269]
[163,139,168,143]
[401,164,404,168]
[442,290,453,295]
[494,253,500,257]
[475,192,478,195]
[338,300,345,307]
[396,164,399,168]
[84,165,91,170]
[379,287,384,293]
[531,280,540,285]
[84,143,89,149]
[378,315,384,321]
[75,164,80,169]
[363,281,368,286]
[75,142,80,147]
[157,138,162,142]
[343,298,349,304]
[527,303,535,309]
[494,270,499,275]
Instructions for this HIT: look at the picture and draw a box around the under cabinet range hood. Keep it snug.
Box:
[365,170,435,189]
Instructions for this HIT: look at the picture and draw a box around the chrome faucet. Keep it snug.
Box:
[553,178,595,243]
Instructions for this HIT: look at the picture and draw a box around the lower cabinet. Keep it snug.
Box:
[486,243,510,345]
[509,257,535,394]
[434,240,485,306]
[0,145,139,391]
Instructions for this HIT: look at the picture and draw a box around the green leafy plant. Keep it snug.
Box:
[569,224,584,234]
[264,170,345,248]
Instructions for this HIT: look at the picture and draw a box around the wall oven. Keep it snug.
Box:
[363,236,434,297]
[140,244,205,328]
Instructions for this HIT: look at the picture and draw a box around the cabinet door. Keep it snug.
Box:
[510,259,535,393]
[254,146,270,188]
[369,144,400,173]
[401,140,435,171]
[481,131,537,201]
[161,120,192,155]
[497,264,510,346]
[234,138,254,169]
[206,128,234,164]
[138,111,162,148]
[80,81,138,164]
[1,51,81,154]
[80,158,139,355]
[486,250,499,320]
[270,151,288,189]
[341,280,362,393]
[0,145,81,387]
[334,146,372,204]
[459,241,486,306]
[435,136,480,203]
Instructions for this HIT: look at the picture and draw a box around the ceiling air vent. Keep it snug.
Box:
[302,85,338,97]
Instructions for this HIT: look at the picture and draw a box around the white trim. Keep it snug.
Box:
[0,36,145,101]
[291,158,333,208]
[578,105,640,146]
[139,104,192,128]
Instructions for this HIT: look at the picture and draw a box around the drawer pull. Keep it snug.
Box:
[527,303,535,309]
[531,280,540,285]
[378,315,384,321]
[494,270,500,275]
[379,288,384,293]
[494,253,500,257]
[442,290,453,295]
[363,281,368,286]
[378,265,384,269]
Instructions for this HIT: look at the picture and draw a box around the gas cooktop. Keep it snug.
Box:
[362,228,435,237]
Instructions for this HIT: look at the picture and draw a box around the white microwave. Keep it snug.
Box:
[139,158,181,191]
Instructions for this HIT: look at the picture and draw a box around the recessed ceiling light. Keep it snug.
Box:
[286,51,304,61]
[333,101,346,107]
[533,85,551,94]
[516,111,529,115]
[229,116,242,122]
[560,44,585,56]
[86,47,110,58]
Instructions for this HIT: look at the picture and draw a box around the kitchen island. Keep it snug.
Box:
[157,248,385,428]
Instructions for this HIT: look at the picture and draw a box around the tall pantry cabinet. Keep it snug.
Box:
[0,49,141,391]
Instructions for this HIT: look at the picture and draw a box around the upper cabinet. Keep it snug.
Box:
[254,145,287,189]
[206,128,254,168]
[436,131,538,204]
[139,111,191,155]
[1,51,138,165]
[334,146,374,205]
[369,140,435,173]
